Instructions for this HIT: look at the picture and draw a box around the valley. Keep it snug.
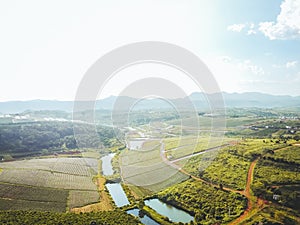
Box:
[0,107,299,224]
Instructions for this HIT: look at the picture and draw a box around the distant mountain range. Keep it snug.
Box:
[0,92,300,114]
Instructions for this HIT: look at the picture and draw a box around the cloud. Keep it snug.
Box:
[227,22,257,35]
[259,0,300,40]
[286,60,298,68]
[272,60,298,69]
[238,60,265,75]
[227,23,246,32]
[247,23,257,35]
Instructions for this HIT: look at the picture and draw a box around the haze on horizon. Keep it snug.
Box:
[0,0,300,102]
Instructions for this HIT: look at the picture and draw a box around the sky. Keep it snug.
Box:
[0,0,300,101]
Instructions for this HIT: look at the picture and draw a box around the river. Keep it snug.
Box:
[101,153,115,176]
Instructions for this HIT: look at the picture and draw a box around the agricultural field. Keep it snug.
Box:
[68,190,100,209]
[0,157,98,176]
[163,135,233,160]
[0,183,68,202]
[0,169,97,190]
[0,157,101,212]
[0,199,66,212]
[120,144,188,192]
[0,183,68,212]
[141,139,161,151]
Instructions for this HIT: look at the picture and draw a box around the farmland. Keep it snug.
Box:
[0,108,299,224]
[0,183,68,212]
[68,190,100,209]
[0,157,100,212]
[120,145,189,192]
[163,135,233,160]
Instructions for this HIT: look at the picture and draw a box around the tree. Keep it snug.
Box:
[138,200,145,210]
[219,183,223,190]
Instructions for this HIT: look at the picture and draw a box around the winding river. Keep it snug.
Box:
[101,153,115,176]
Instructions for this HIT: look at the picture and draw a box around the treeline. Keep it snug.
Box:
[0,122,120,158]
[0,210,139,225]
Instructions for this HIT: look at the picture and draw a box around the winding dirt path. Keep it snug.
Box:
[230,145,296,224]
[229,159,260,225]
[160,140,300,224]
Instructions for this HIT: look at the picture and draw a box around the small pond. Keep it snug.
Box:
[144,198,194,223]
[106,183,130,207]
[126,208,159,225]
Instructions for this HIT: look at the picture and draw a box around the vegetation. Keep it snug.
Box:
[243,204,299,225]
[182,139,286,190]
[0,199,67,212]
[142,205,173,225]
[1,108,300,224]
[158,179,247,224]
[0,122,120,159]
[0,210,140,225]
[200,150,250,190]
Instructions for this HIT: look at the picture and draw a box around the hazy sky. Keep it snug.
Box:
[0,0,300,101]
